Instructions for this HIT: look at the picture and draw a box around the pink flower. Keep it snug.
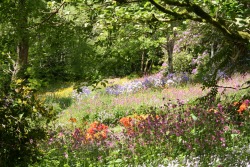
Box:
[48,138,53,145]
[64,152,68,159]
[192,68,197,74]
[58,132,64,138]
[217,104,223,112]
[162,62,167,67]
[223,126,229,131]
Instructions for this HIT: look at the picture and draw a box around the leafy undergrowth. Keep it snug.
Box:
[33,74,250,166]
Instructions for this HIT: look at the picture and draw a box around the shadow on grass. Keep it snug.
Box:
[45,95,73,111]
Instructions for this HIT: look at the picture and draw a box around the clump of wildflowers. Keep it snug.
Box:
[70,121,109,148]
[119,114,160,136]
[105,84,124,95]
[237,99,249,114]
[85,121,109,141]
[230,99,250,114]
[105,73,191,96]
[72,86,91,101]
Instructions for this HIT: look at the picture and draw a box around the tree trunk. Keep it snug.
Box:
[17,36,29,66]
[13,0,29,80]
[167,42,174,73]
[141,50,145,75]
[166,31,176,73]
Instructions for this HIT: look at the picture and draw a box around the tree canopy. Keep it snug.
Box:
[0,0,249,84]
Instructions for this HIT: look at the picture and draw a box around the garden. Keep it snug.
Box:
[33,72,250,166]
[0,0,250,166]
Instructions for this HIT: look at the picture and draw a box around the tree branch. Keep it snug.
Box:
[153,14,202,22]
[162,0,189,7]
[148,0,185,18]
[148,0,202,22]
[215,80,250,90]
[148,0,248,43]
[29,1,66,29]
[189,4,242,41]
[40,1,66,25]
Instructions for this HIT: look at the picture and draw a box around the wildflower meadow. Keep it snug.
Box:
[31,73,250,167]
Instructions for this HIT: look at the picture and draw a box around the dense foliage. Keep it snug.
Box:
[0,55,56,166]
[0,81,56,166]
[1,0,249,83]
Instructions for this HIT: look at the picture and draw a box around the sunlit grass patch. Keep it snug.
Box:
[106,77,130,86]
[44,85,74,97]
[37,85,75,117]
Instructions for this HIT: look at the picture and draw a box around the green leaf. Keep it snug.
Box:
[144,2,151,8]
[191,128,196,135]
[191,113,198,121]
[114,159,123,163]
[19,113,24,121]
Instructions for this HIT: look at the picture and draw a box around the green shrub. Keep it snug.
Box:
[0,79,56,167]
[173,52,193,73]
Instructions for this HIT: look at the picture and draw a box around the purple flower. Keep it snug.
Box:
[217,70,227,79]
[181,72,189,82]
[167,73,175,79]
[73,86,91,101]
[217,103,223,112]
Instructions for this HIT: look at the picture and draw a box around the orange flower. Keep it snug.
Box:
[100,131,107,139]
[237,99,249,114]
[87,127,95,135]
[89,121,98,128]
[69,117,77,123]
[85,121,108,141]
[119,117,133,127]
[233,102,239,106]
[208,108,218,113]
[85,133,92,140]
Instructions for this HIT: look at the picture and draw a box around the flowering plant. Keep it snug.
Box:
[85,121,109,141]
[236,99,249,114]
[119,114,159,135]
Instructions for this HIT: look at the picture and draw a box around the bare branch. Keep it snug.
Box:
[215,85,250,90]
